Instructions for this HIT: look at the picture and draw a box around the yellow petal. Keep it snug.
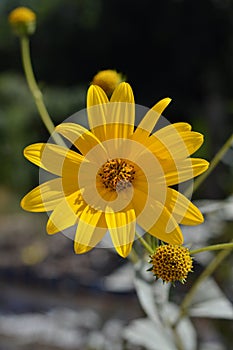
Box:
[131,188,166,235]
[160,122,192,133]
[55,123,106,156]
[24,143,83,176]
[107,82,135,138]
[133,192,178,234]
[87,85,108,140]
[46,190,85,234]
[148,131,204,159]
[87,83,135,141]
[144,202,183,245]
[132,121,192,147]
[91,83,135,141]
[164,188,204,225]
[158,158,209,186]
[73,243,94,254]
[105,208,136,258]
[74,207,107,254]
[150,97,172,117]
[21,178,65,212]
[110,82,134,103]
[135,97,171,135]
[87,84,109,107]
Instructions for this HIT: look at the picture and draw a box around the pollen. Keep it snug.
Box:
[98,158,136,191]
[150,244,193,284]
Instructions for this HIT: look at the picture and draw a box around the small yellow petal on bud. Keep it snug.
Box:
[150,244,193,284]
[8,7,36,37]
[91,69,125,97]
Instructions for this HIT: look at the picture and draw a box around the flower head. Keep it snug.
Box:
[8,7,36,36]
[21,82,209,258]
[91,69,124,97]
[150,244,193,283]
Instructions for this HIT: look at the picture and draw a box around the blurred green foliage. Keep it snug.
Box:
[0,0,233,198]
[0,72,86,194]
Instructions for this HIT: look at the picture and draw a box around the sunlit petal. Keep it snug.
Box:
[105,208,136,257]
[158,158,209,186]
[164,188,204,225]
[87,85,108,140]
[24,143,83,176]
[96,83,135,139]
[55,123,106,156]
[21,178,64,212]
[74,207,107,254]
[110,82,134,104]
[157,122,192,135]
[46,190,85,234]
[144,202,183,245]
[135,97,171,136]
[87,84,109,107]
[148,131,204,159]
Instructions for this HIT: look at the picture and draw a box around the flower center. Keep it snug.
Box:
[98,158,136,191]
[150,245,193,284]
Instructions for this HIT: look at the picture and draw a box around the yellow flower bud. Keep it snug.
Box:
[149,244,193,284]
[8,7,36,37]
[91,69,124,97]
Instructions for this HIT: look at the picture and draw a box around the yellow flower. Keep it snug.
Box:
[150,244,193,283]
[21,82,209,258]
[91,69,124,97]
[8,7,36,36]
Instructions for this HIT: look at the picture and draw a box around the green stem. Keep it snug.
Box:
[190,242,233,255]
[175,240,233,325]
[128,247,139,264]
[172,327,185,350]
[145,234,159,251]
[20,36,65,146]
[135,231,154,255]
[185,132,233,197]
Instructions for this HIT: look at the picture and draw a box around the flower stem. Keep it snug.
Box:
[20,35,65,146]
[190,242,233,255]
[185,132,233,197]
[128,247,139,264]
[172,327,185,350]
[145,234,159,252]
[135,232,154,255]
[175,240,233,325]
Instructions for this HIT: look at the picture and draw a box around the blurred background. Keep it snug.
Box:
[0,0,232,349]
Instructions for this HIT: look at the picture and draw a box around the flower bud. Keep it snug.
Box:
[91,69,124,97]
[8,7,36,37]
[149,244,193,284]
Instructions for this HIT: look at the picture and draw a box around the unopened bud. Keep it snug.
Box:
[149,244,193,284]
[91,69,124,97]
[8,7,36,37]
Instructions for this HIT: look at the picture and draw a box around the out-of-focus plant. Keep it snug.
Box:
[8,6,233,350]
